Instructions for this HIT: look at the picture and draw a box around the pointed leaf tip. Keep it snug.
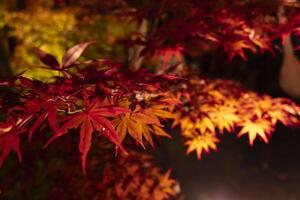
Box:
[62,41,95,68]
[32,47,60,69]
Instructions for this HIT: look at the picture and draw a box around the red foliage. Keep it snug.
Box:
[1,0,300,198]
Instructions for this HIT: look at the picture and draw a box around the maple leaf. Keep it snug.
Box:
[266,98,300,126]
[153,169,178,200]
[173,116,194,137]
[98,151,179,200]
[33,41,94,76]
[157,45,185,67]
[185,132,219,159]
[194,117,215,134]
[0,118,25,167]
[208,106,240,133]
[237,119,273,146]
[112,102,173,148]
[237,94,300,142]
[28,104,58,141]
[45,92,128,174]
[225,40,257,61]
[175,77,300,159]
[0,132,21,167]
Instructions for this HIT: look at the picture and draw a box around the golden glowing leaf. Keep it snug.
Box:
[267,99,300,126]
[208,106,239,133]
[238,120,273,146]
[195,117,215,134]
[173,75,299,161]
[175,117,193,134]
[185,132,219,159]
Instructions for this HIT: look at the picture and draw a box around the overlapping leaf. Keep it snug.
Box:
[33,41,94,75]
[112,99,175,148]
[174,77,300,159]
[185,132,219,159]
[99,151,179,200]
[44,92,128,173]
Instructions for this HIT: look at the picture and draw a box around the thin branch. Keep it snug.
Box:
[128,19,148,71]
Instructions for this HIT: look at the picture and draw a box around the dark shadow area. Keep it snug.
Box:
[155,125,300,200]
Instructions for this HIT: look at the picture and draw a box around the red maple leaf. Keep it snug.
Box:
[32,41,95,77]
[29,104,58,141]
[0,118,25,167]
[44,90,128,174]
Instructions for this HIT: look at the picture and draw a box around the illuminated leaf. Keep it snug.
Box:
[185,132,219,159]
[112,100,174,147]
[238,120,273,146]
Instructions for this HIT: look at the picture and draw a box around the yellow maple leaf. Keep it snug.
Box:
[268,99,300,126]
[238,119,273,146]
[208,106,239,133]
[173,116,194,137]
[185,132,219,159]
[195,117,215,134]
